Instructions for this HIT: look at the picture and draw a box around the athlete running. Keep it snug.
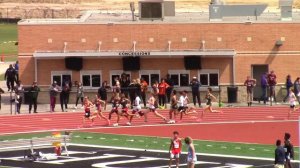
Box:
[288,88,298,119]
[178,91,197,120]
[201,87,222,118]
[108,93,121,126]
[169,131,182,168]
[80,96,96,127]
[147,92,167,122]
[93,94,110,125]
[168,90,178,124]
[128,93,146,125]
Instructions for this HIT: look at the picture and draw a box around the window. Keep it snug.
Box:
[110,70,131,86]
[140,70,160,85]
[80,71,102,89]
[168,70,190,87]
[51,71,72,87]
[198,69,219,87]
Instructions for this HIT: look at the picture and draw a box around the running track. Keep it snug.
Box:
[0,107,299,145]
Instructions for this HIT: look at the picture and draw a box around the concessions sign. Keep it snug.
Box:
[118,51,150,56]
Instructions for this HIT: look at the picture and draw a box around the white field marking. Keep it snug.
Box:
[69,143,300,163]
[153,141,158,143]
[85,136,93,139]
[249,148,256,151]
[206,145,213,147]
[112,138,119,141]
[0,119,298,137]
[138,140,144,142]
[221,146,227,149]
[74,135,80,138]
[235,147,241,150]
[99,137,106,140]
[211,163,252,168]
[126,139,134,142]
[263,149,270,152]
[92,156,169,168]
[42,154,133,165]
[152,161,220,168]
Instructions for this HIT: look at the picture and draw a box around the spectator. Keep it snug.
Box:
[14,61,19,82]
[284,133,294,168]
[158,78,170,109]
[274,139,285,168]
[190,76,201,107]
[260,72,268,104]
[49,81,60,112]
[140,78,148,108]
[60,80,71,112]
[244,76,256,107]
[114,77,121,95]
[283,75,293,102]
[293,77,300,104]
[29,81,40,114]
[4,64,16,92]
[152,80,159,97]
[135,78,142,99]
[268,70,277,103]
[120,73,130,98]
[75,82,84,109]
[14,80,24,114]
[128,79,137,107]
[98,81,110,110]
[166,74,174,103]
[0,87,4,110]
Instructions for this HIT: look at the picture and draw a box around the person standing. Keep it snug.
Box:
[260,72,268,104]
[158,78,170,109]
[168,131,182,168]
[14,61,19,82]
[140,78,148,108]
[283,75,293,103]
[184,137,197,168]
[0,87,4,110]
[293,77,300,104]
[49,81,60,112]
[14,80,24,114]
[274,139,285,168]
[190,76,201,107]
[98,81,110,110]
[268,70,277,104]
[135,78,142,99]
[284,133,294,168]
[29,81,40,114]
[166,74,174,103]
[120,73,130,98]
[75,82,84,109]
[128,79,137,107]
[4,64,16,92]
[60,81,70,112]
[244,76,256,107]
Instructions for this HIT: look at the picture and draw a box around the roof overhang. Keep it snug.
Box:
[33,50,236,59]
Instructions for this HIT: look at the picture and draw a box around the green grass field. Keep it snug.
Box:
[0,24,18,56]
[0,131,298,159]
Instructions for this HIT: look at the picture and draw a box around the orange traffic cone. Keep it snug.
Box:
[1,55,4,62]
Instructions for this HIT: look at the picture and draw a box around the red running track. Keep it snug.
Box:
[0,106,299,145]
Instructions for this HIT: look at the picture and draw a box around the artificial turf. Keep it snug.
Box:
[0,131,298,160]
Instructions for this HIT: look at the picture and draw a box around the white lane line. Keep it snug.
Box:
[0,119,298,136]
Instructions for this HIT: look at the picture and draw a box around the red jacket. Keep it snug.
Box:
[158,82,169,95]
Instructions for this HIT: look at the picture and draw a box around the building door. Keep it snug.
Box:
[252,65,269,101]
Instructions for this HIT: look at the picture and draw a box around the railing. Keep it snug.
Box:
[0,83,291,115]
